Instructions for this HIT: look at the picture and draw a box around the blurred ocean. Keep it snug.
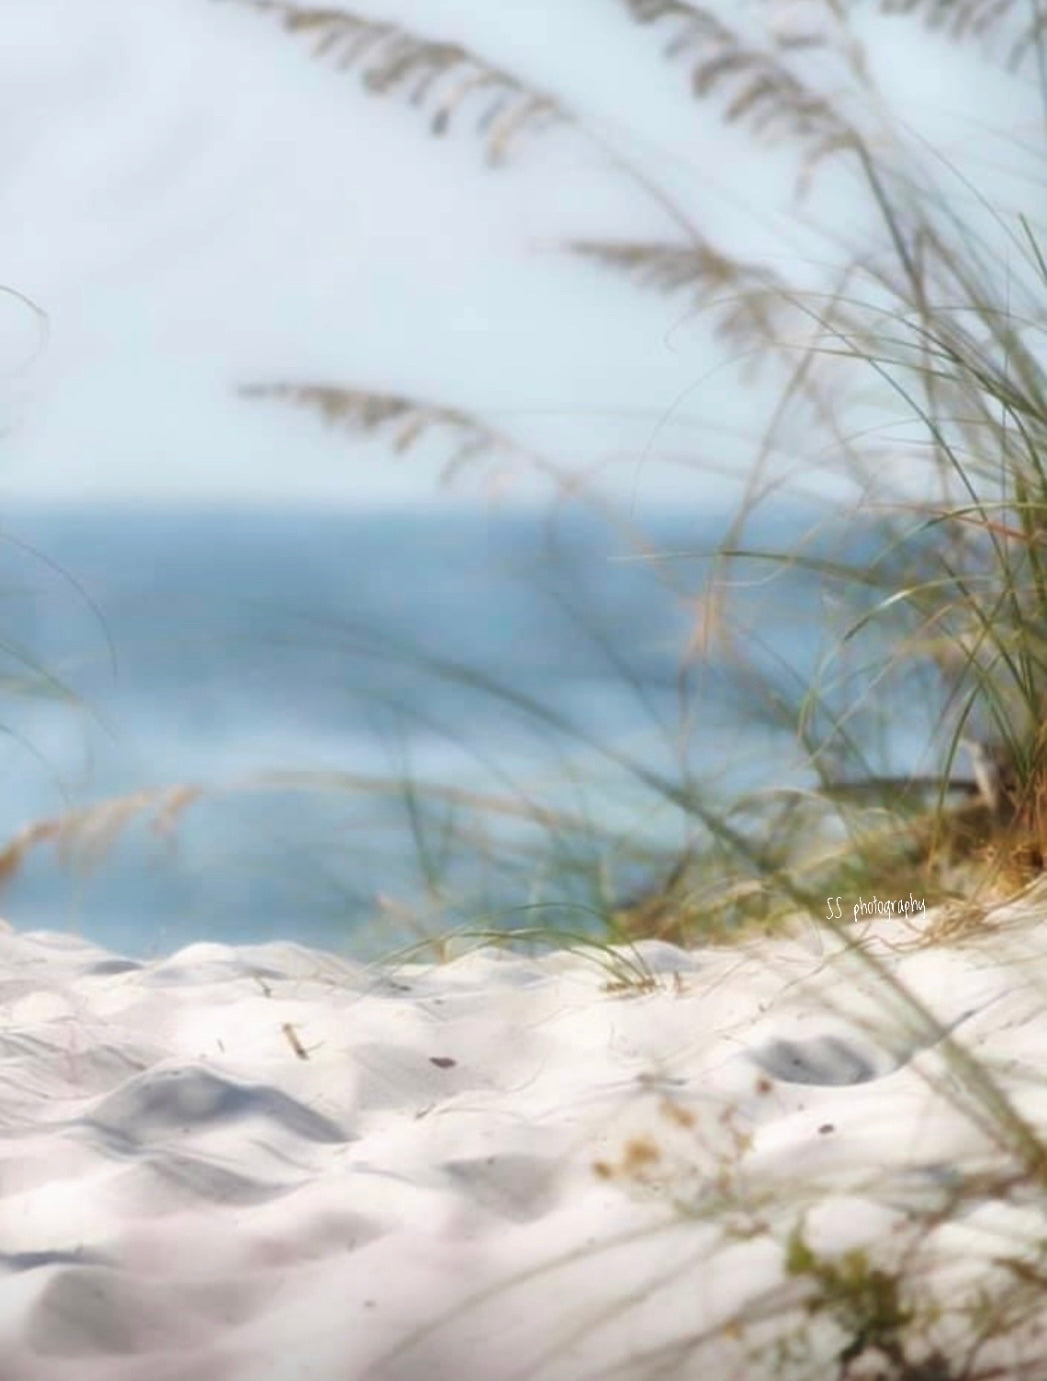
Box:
[0,504,932,959]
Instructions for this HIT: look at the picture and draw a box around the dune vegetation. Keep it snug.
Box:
[195,0,1047,949]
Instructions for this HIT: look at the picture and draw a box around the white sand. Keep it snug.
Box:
[3,898,1047,1380]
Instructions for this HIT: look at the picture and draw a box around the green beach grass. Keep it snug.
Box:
[221,5,1047,1372]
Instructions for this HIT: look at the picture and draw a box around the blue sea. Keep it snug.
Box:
[0,503,936,960]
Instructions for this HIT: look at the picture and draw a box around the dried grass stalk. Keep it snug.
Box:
[222,0,567,162]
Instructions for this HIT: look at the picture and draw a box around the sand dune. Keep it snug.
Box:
[2,901,1047,1380]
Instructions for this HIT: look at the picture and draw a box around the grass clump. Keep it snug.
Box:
[784,1226,936,1380]
[219,0,1047,948]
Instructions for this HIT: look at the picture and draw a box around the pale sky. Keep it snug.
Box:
[0,0,1038,508]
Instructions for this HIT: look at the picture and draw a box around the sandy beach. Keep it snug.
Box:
[2,2,1045,1375]
[2,897,1047,1380]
